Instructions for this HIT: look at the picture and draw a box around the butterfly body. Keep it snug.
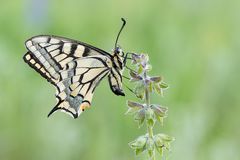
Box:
[24,35,125,118]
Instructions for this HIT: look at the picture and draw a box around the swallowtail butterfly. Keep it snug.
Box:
[23,18,128,118]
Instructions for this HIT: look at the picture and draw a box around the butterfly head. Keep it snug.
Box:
[114,46,124,57]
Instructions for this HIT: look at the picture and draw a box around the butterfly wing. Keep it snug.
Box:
[23,35,113,118]
[108,67,125,96]
[24,35,112,85]
[49,55,111,118]
[23,52,58,84]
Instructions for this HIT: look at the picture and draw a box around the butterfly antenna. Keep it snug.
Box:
[115,18,126,49]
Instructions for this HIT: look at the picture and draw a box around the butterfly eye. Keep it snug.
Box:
[115,47,124,57]
[114,47,120,54]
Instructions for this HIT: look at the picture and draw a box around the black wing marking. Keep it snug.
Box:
[23,52,58,84]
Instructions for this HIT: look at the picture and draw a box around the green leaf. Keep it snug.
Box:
[137,65,144,74]
[148,81,153,93]
[153,83,163,95]
[160,82,169,89]
[148,118,155,127]
[135,148,145,155]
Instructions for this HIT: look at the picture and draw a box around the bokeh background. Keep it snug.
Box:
[0,0,239,160]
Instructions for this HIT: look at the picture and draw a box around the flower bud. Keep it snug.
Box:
[151,104,168,119]
[134,82,145,99]
[134,109,146,127]
[154,133,175,154]
[129,135,147,150]
[146,138,155,158]
[145,108,155,127]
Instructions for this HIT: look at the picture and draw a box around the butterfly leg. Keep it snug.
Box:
[123,52,132,66]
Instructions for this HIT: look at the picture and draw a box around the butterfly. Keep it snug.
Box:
[23,18,129,118]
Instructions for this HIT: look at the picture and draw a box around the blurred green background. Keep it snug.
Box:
[0,0,239,160]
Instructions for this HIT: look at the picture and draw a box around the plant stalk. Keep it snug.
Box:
[144,71,155,160]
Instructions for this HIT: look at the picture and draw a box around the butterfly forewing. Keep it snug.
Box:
[24,35,112,84]
[23,52,58,84]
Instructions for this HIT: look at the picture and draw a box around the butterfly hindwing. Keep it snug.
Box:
[48,55,111,118]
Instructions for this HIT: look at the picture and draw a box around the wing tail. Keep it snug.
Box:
[48,80,92,118]
[47,96,87,119]
[47,57,110,118]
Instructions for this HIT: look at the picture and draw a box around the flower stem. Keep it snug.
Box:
[144,71,155,160]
